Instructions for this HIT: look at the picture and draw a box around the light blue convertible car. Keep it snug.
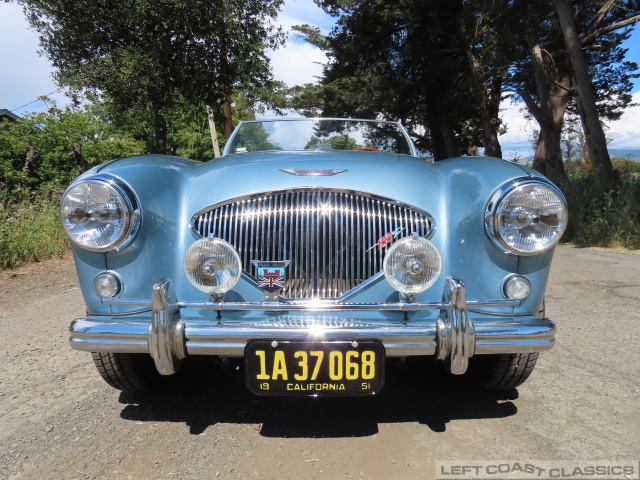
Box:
[61,118,566,396]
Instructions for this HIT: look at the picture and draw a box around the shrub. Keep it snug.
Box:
[561,167,640,250]
[0,193,68,269]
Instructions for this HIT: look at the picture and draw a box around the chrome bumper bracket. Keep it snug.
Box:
[148,279,185,375]
[437,277,476,375]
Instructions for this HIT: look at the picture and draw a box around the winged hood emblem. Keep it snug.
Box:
[280,169,348,176]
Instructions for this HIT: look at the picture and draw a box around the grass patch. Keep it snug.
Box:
[560,160,640,250]
[0,195,69,269]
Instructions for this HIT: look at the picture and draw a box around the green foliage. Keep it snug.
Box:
[304,0,639,168]
[560,161,640,250]
[0,101,145,203]
[20,0,285,152]
[230,123,282,152]
[305,134,358,150]
[0,193,68,269]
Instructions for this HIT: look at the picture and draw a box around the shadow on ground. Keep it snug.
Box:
[117,357,518,438]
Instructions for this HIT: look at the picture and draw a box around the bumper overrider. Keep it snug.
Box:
[69,276,556,376]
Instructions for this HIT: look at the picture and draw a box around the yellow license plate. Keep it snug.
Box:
[245,340,385,396]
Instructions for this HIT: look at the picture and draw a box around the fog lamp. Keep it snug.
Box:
[504,275,531,300]
[93,272,121,298]
[184,237,242,295]
[383,237,442,295]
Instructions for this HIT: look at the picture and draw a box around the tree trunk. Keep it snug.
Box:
[70,142,83,169]
[527,75,571,184]
[423,86,460,160]
[23,145,36,176]
[458,12,503,158]
[222,85,233,139]
[532,117,566,182]
[520,29,569,183]
[438,112,460,159]
[425,110,446,161]
[553,0,617,184]
[480,101,503,158]
[154,115,167,154]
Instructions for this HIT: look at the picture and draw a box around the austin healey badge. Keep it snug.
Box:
[251,260,291,292]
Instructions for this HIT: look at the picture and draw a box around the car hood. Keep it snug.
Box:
[96,150,541,219]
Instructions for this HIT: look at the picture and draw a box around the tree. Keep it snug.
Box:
[553,0,640,183]
[306,0,638,177]
[94,92,261,160]
[456,0,518,158]
[314,0,486,160]
[20,0,284,153]
[504,0,638,183]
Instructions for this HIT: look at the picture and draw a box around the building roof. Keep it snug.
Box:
[0,109,21,122]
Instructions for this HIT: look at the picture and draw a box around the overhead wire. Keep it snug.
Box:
[9,89,61,113]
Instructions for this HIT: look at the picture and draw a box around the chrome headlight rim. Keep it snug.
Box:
[59,174,141,253]
[485,178,567,256]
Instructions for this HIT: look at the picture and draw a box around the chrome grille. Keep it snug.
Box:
[191,189,434,299]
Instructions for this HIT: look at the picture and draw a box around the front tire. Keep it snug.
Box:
[466,352,539,390]
[92,352,166,392]
[466,297,545,390]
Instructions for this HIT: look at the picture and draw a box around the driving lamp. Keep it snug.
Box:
[184,237,242,295]
[383,236,442,295]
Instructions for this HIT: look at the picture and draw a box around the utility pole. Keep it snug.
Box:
[206,105,222,158]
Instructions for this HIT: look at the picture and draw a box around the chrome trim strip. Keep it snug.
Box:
[92,308,152,317]
[102,297,520,312]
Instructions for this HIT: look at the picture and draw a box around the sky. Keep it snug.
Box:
[1,0,638,158]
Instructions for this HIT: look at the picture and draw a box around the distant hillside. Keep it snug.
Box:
[610,148,640,160]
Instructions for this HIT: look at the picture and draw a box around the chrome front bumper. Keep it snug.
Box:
[70,277,556,376]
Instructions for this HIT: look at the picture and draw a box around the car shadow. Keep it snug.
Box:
[117,357,518,438]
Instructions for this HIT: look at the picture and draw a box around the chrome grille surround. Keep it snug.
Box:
[190,189,436,299]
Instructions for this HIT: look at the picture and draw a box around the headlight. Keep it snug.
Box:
[486,180,567,256]
[59,176,140,252]
[184,237,242,295]
[383,236,442,295]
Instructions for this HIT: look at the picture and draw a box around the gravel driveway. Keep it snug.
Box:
[1,246,638,480]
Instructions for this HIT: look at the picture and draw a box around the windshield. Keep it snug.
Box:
[225,119,415,156]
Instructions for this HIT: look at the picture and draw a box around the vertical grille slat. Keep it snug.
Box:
[192,189,434,299]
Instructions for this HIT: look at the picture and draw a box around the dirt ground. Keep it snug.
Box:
[1,246,639,480]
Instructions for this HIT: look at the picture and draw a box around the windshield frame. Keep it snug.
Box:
[222,118,418,157]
